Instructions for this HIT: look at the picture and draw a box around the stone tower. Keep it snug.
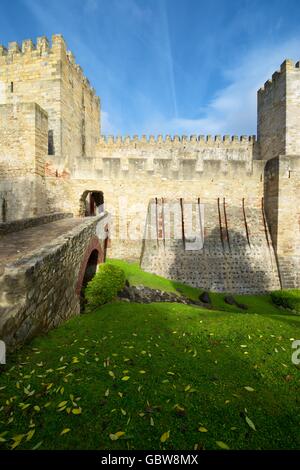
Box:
[0,34,100,165]
[259,60,300,288]
[0,35,299,291]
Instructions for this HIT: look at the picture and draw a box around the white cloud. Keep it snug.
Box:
[139,37,300,137]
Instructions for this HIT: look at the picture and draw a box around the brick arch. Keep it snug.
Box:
[76,236,104,296]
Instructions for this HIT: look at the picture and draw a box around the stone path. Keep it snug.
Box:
[0,218,86,272]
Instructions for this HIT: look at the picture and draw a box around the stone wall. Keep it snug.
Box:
[264,155,300,288]
[140,199,280,293]
[0,212,72,236]
[0,102,48,177]
[42,157,265,261]
[0,35,100,163]
[258,59,300,161]
[0,34,299,293]
[0,213,109,350]
[0,102,50,222]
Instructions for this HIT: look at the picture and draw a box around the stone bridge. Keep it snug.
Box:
[0,212,110,350]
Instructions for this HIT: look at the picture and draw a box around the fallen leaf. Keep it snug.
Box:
[32,441,43,450]
[58,401,68,408]
[245,416,256,431]
[160,431,170,443]
[216,441,230,449]
[11,434,25,449]
[60,428,71,436]
[198,426,208,433]
[26,429,35,441]
[109,431,125,441]
[174,404,186,417]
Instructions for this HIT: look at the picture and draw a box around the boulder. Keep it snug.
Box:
[224,294,236,305]
[199,291,211,304]
[224,294,248,310]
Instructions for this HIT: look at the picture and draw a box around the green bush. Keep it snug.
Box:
[270,289,300,313]
[85,263,126,308]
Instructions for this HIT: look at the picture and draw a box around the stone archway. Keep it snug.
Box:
[79,190,104,217]
[76,237,104,311]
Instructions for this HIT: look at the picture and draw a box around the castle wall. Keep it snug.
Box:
[286,64,300,155]
[140,199,280,293]
[258,59,300,161]
[0,33,298,292]
[0,35,100,164]
[257,62,287,161]
[44,156,265,261]
[264,155,300,288]
[0,102,49,221]
[0,213,109,350]
[0,37,62,156]
[95,133,258,165]
[60,41,100,165]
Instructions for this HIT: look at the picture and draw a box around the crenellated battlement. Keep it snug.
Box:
[0,34,298,290]
[0,34,98,99]
[98,134,256,146]
[0,34,63,58]
[258,59,300,96]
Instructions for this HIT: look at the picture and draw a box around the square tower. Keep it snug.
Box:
[0,35,101,165]
[258,59,300,160]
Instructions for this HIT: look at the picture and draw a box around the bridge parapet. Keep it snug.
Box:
[0,213,110,351]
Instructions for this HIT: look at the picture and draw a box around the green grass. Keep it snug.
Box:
[107,258,285,314]
[107,258,200,300]
[0,260,299,450]
[271,289,300,313]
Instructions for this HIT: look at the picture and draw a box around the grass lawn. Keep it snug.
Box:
[0,260,299,450]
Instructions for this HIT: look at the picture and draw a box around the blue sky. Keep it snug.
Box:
[1,0,300,136]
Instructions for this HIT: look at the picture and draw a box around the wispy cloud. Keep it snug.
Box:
[17,0,300,137]
[160,0,178,118]
[101,110,117,135]
[132,37,300,137]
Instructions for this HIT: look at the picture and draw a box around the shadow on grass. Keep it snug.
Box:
[0,301,299,450]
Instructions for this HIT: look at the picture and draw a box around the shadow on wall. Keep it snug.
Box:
[79,248,99,312]
[263,157,279,250]
[140,202,280,294]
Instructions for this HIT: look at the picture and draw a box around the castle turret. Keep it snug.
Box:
[259,60,300,288]
[258,59,300,160]
[0,34,101,164]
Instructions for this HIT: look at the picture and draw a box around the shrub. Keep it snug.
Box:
[270,289,300,313]
[85,263,126,308]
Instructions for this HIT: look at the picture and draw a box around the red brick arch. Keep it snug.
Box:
[76,236,104,296]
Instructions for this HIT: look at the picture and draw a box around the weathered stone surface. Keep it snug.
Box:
[224,294,247,310]
[0,213,110,350]
[199,291,211,304]
[224,295,236,305]
[0,212,72,236]
[0,33,298,332]
[117,284,210,308]
[140,201,281,294]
